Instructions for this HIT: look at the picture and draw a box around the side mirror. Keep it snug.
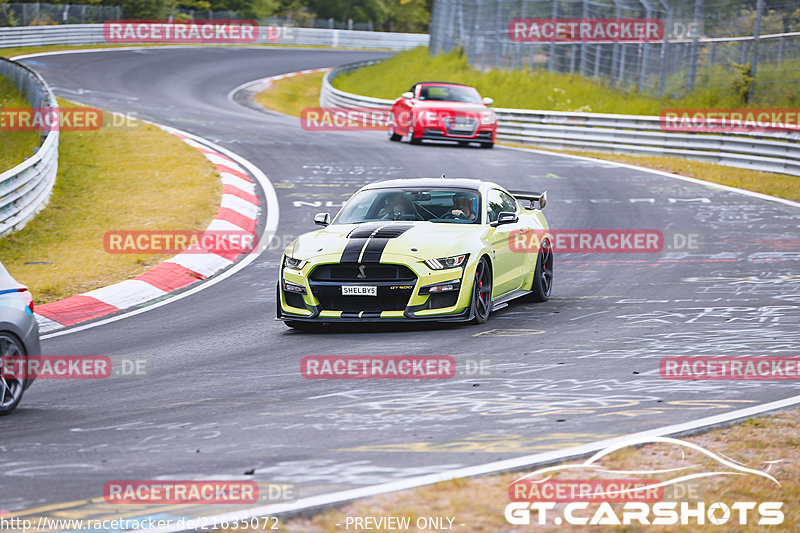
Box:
[490,212,518,227]
[482,97,494,106]
[401,92,414,99]
[313,212,330,226]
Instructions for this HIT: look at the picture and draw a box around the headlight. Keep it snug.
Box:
[284,256,307,270]
[481,111,496,125]
[424,254,467,270]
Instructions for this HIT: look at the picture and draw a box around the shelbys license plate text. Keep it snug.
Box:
[342,286,377,296]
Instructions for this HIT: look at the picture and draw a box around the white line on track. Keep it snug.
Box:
[136,393,800,532]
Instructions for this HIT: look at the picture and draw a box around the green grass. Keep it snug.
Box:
[0,98,221,304]
[333,47,800,114]
[0,75,41,171]
[254,71,326,117]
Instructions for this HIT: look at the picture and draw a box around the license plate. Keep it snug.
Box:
[342,286,377,296]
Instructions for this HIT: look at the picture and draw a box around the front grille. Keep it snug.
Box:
[310,263,416,282]
[444,117,478,135]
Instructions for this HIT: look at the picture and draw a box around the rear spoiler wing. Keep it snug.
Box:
[510,190,547,210]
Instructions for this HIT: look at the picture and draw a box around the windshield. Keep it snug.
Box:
[418,85,482,104]
[335,188,482,225]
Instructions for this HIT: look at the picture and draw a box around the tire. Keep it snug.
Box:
[0,332,26,415]
[470,257,493,324]
[530,238,553,302]
[388,124,401,142]
[481,142,494,149]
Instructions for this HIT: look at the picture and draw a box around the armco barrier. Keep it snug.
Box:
[0,57,59,237]
[0,24,428,50]
[321,61,800,177]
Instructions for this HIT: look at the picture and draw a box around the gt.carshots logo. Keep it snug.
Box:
[509,18,663,42]
[505,437,784,526]
[103,20,258,43]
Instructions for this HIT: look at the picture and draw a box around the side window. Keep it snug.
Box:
[500,192,518,214]
[486,189,504,223]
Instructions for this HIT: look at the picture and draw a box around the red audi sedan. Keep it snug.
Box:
[388,82,497,148]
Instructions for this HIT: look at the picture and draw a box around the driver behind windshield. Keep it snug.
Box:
[381,193,413,220]
[450,192,477,221]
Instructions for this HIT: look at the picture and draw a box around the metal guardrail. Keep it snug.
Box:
[321,61,800,177]
[0,57,59,237]
[0,24,428,50]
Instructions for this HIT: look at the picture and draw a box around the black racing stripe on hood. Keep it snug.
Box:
[361,238,390,263]
[340,238,368,263]
[372,224,415,239]
[341,224,415,263]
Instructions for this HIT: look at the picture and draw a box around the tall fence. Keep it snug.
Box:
[0,24,429,49]
[321,60,800,177]
[0,57,58,237]
[430,0,800,99]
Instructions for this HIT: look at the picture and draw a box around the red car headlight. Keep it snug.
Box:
[481,111,497,125]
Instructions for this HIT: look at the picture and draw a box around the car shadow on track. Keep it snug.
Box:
[279,321,477,335]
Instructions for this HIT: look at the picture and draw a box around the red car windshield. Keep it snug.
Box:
[418,85,482,104]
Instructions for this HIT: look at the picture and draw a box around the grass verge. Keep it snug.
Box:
[0,98,220,305]
[254,71,326,117]
[0,75,41,171]
[270,407,799,532]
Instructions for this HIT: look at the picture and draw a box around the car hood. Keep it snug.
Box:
[411,100,488,113]
[288,222,481,262]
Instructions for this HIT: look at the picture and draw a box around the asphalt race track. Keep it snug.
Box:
[2,47,799,520]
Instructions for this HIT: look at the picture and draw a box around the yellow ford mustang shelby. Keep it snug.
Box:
[277,178,551,328]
